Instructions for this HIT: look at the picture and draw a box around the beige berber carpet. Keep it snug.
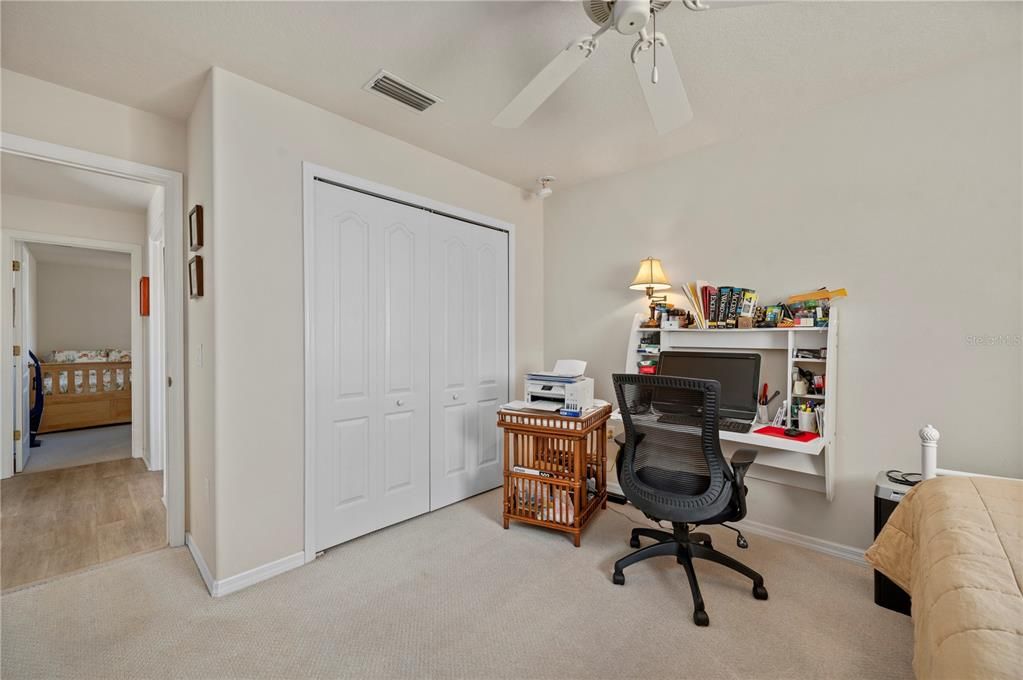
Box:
[1,490,913,679]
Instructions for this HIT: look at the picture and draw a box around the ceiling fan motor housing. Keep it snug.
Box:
[585,1,672,35]
[612,0,652,33]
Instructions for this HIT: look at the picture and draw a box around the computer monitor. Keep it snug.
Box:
[655,351,761,420]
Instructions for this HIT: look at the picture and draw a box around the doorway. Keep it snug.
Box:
[17,241,136,474]
[0,134,185,577]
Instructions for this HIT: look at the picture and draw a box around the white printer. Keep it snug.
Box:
[524,360,594,414]
[524,377,594,413]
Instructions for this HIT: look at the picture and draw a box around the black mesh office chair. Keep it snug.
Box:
[611,373,767,626]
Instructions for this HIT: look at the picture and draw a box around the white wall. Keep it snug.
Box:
[1,194,147,246]
[209,68,544,579]
[35,260,131,354]
[1,69,186,173]
[544,50,1022,549]
[186,74,217,574]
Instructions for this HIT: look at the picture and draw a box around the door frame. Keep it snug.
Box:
[301,162,516,563]
[7,231,143,469]
[0,133,186,548]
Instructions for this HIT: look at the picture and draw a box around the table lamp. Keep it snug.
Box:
[629,257,671,327]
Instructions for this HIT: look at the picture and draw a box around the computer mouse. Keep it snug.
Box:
[783,428,801,437]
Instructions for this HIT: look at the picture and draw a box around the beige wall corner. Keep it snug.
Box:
[186,72,217,576]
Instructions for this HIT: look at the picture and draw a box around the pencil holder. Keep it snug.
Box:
[756,404,769,424]
[798,411,818,433]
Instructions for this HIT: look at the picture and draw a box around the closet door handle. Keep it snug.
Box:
[452,394,460,401]
[396,399,405,407]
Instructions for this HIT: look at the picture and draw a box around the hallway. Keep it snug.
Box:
[1,457,165,590]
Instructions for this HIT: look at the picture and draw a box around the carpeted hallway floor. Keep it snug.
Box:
[22,424,132,474]
[0,489,913,679]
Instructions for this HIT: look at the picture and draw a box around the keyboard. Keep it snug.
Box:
[656,413,753,434]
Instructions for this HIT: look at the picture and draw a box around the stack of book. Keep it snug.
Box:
[674,281,759,329]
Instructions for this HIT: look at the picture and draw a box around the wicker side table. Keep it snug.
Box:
[498,404,611,546]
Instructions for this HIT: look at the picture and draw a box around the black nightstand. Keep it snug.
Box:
[874,471,913,616]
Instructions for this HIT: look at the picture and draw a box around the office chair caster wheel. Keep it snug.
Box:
[693,610,709,626]
[629,536,641,549]
[753,584,769,600]
[612,571,625,586]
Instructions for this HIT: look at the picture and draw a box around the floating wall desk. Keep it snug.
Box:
[616,306,840,500]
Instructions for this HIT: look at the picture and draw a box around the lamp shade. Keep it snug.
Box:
[629,257,671,291]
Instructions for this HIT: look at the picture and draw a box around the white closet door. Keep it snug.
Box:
[429,213,509,510]
[312,181,431,551]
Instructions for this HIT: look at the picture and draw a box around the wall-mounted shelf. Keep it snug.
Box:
[619,306,840,500]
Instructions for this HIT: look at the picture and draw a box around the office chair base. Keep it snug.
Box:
[612,524,767,626]
[629,527,712,550]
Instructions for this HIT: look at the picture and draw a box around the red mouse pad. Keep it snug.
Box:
[754,426,819,442]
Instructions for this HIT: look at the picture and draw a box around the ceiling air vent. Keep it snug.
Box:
[363,70,442,113]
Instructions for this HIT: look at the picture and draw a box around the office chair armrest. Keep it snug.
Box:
[729,449,758,520]
[730,449,758,487]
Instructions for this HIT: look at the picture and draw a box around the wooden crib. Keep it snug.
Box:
[30,361,132,433]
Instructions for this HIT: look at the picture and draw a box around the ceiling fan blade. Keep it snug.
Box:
[632,35,693,135]
[493,38,597,128]
[682,0,775,10]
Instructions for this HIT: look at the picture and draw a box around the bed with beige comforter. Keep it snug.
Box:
[865,475,1022,679]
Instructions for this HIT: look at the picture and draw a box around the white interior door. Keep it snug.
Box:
[429,213,509,510]
[312,181,431,551]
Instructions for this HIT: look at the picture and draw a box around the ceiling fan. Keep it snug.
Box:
[492,0,757,134]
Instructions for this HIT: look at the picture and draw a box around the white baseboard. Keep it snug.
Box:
[739,519,866,565]
[186,532,304,597]
[609,481,866,565]
[213,550,305,597]
[185,532,215,594]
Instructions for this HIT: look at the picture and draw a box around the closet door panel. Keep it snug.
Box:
[443,403,468,474]
[335,216,370,400]
[383,224,416,395]
[313,181,430,551]
[474,228,509,473]
[476,398,500,466]
[333,418,370,507]
[383,411,414,493]
[430,213,509,510]
[441,237,468,389]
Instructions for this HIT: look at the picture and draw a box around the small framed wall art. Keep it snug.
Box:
[189,205,204,252]
[188,256,204,299]
[139,276,150,316]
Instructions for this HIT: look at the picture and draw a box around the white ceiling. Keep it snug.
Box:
[2,153,156,214]
[2,2,1019,189]
[25,242,130,271]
